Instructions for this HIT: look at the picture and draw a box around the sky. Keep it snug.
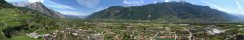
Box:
[5,0,244,16]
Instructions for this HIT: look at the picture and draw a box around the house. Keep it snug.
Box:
[237,25,243,27]
[155,36,175,40]
[158,36,175,38]
[178,24,190,26]
[26,32,39,39]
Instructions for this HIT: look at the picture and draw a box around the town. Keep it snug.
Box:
[26,20,244,40]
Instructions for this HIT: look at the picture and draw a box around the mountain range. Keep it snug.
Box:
[11,2,64,18]
[87,2,240,23]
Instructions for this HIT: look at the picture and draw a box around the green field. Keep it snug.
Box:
[8,35,42,40]
[156,38,175,40]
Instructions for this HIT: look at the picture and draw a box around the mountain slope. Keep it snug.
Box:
[0,0,61,40]
[10,2,32,7]
[11,2,64,18]
[26,2,64,18]
[87,2,239,22]
[0,0,14,8]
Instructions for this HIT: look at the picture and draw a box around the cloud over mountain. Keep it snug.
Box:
[28,0,43,3]
[76,0,101,8]
[123,0,144,5]
[44,0,75,10]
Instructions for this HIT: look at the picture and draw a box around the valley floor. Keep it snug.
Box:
[12,20,244,40]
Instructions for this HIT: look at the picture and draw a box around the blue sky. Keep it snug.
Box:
[5,0,244,16]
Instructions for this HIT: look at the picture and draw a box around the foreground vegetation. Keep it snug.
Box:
[30,19,244,40]
[0,7,244,40]
[1,0,244,40]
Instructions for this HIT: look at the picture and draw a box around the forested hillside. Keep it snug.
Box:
[87,2,239,23]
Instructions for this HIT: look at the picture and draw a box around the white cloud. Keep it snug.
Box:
[28,0,43,3]
[153,1,157,3]
[44,0,75,10]
[165,0,169,2]
[236,0,242,9]
[76,0,101,8]
[59,11,88,16]
[123,0,144,5]
[201,0,231,13]
[6,0,28,2]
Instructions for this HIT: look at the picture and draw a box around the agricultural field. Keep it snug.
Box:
[27,20,244,40]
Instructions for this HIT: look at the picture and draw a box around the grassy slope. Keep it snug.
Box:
[8,35,42,40]
[0,8,22,40]
[0,0,59,40]
[0,31,7,40]
[0,7,51,40]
